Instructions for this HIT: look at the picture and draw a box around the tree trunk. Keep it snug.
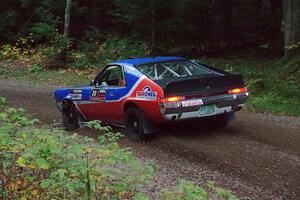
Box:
[63,0,72,39]
[282,0,300,57]
[61,0,72,62]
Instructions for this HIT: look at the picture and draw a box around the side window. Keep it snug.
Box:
[95,65,125,87]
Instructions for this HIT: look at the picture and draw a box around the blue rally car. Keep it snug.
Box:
[54,57,248,141]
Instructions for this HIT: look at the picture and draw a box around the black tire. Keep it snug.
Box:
[125,107,145,141]
[62,101,79,131]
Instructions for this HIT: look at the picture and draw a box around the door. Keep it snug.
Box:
[93,65,127,123]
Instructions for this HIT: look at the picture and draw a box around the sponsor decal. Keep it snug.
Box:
[136,86,157,100]
[69,89,83,100]
[181,99,203,107]
[72,89,82,94]
[70,93,82,100]
[98,89,106,101]
[90,89,106,101]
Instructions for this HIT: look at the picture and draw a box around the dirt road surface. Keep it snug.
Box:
[1,79,299,200]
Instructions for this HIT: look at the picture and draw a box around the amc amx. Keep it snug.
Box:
[54,57,248,141]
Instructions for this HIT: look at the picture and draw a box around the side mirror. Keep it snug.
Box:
[90,80,95,86]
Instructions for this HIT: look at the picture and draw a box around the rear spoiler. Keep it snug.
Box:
[162,74,245,97]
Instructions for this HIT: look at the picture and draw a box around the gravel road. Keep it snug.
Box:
[0,79,299,200]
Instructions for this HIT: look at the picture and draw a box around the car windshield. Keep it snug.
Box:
[136,60,214,80]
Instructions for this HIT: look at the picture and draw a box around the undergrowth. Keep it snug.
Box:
[0,96,154,199]
[0,96,240,200]
[163,180,239,200]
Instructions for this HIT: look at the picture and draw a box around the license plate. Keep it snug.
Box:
[199,104,216,115]
[181,99,203,107]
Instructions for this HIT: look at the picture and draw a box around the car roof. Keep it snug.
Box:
[111,56,185,65]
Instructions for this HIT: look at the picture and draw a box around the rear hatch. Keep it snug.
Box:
[134,58,245,97]
[155,74,245,97]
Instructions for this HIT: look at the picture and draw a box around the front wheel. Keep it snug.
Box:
[125,107,145,141]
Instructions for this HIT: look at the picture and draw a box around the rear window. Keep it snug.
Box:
[136,60,214,80]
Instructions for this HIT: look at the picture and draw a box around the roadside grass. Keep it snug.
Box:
[248,94,300,116]
[0,96,240,200]
[0,59,97,86]
[200,57,300,116]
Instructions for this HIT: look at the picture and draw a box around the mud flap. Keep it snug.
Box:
[141,112,160,134]
[73,105,86,129]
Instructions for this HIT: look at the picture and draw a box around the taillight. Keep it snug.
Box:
[160,96,185,103]
[228,88,247,94]
[159,96,185,110]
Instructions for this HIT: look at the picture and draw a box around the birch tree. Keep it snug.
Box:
[63,0,72,39]
[61,0,72,61]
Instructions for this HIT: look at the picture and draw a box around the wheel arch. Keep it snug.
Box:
[123,100,159,134]
[61,98,86,121]
[123,101,138,112]
[62,98,75,109]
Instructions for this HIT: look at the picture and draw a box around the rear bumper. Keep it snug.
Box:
[161,93,248,121]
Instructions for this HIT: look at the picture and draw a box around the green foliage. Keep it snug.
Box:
[0,96,6,105]
[98,37,151,63]
[0,97,154,199]
[163,180,207,200]
[0,0,287,56]
[0,10,17,28]
[0,44,21,59]
[75,35,151,68]
[31,0,61,41]
[248,93,300,116]
[32,22,57,40]
[0,61,95,86]
[27,64,43,74]
[247,79,265,94]
[36,33,74,60]
[0,34,35,59]
[74,27,105,68]
[205,181,239,200]
[163,180,239,200]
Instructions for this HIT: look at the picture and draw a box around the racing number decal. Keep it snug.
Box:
[90,89,106,101]
[91,89,98,97]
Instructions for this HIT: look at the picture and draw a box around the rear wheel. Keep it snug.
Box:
[62,101,79,131]
[125,107,145,141]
